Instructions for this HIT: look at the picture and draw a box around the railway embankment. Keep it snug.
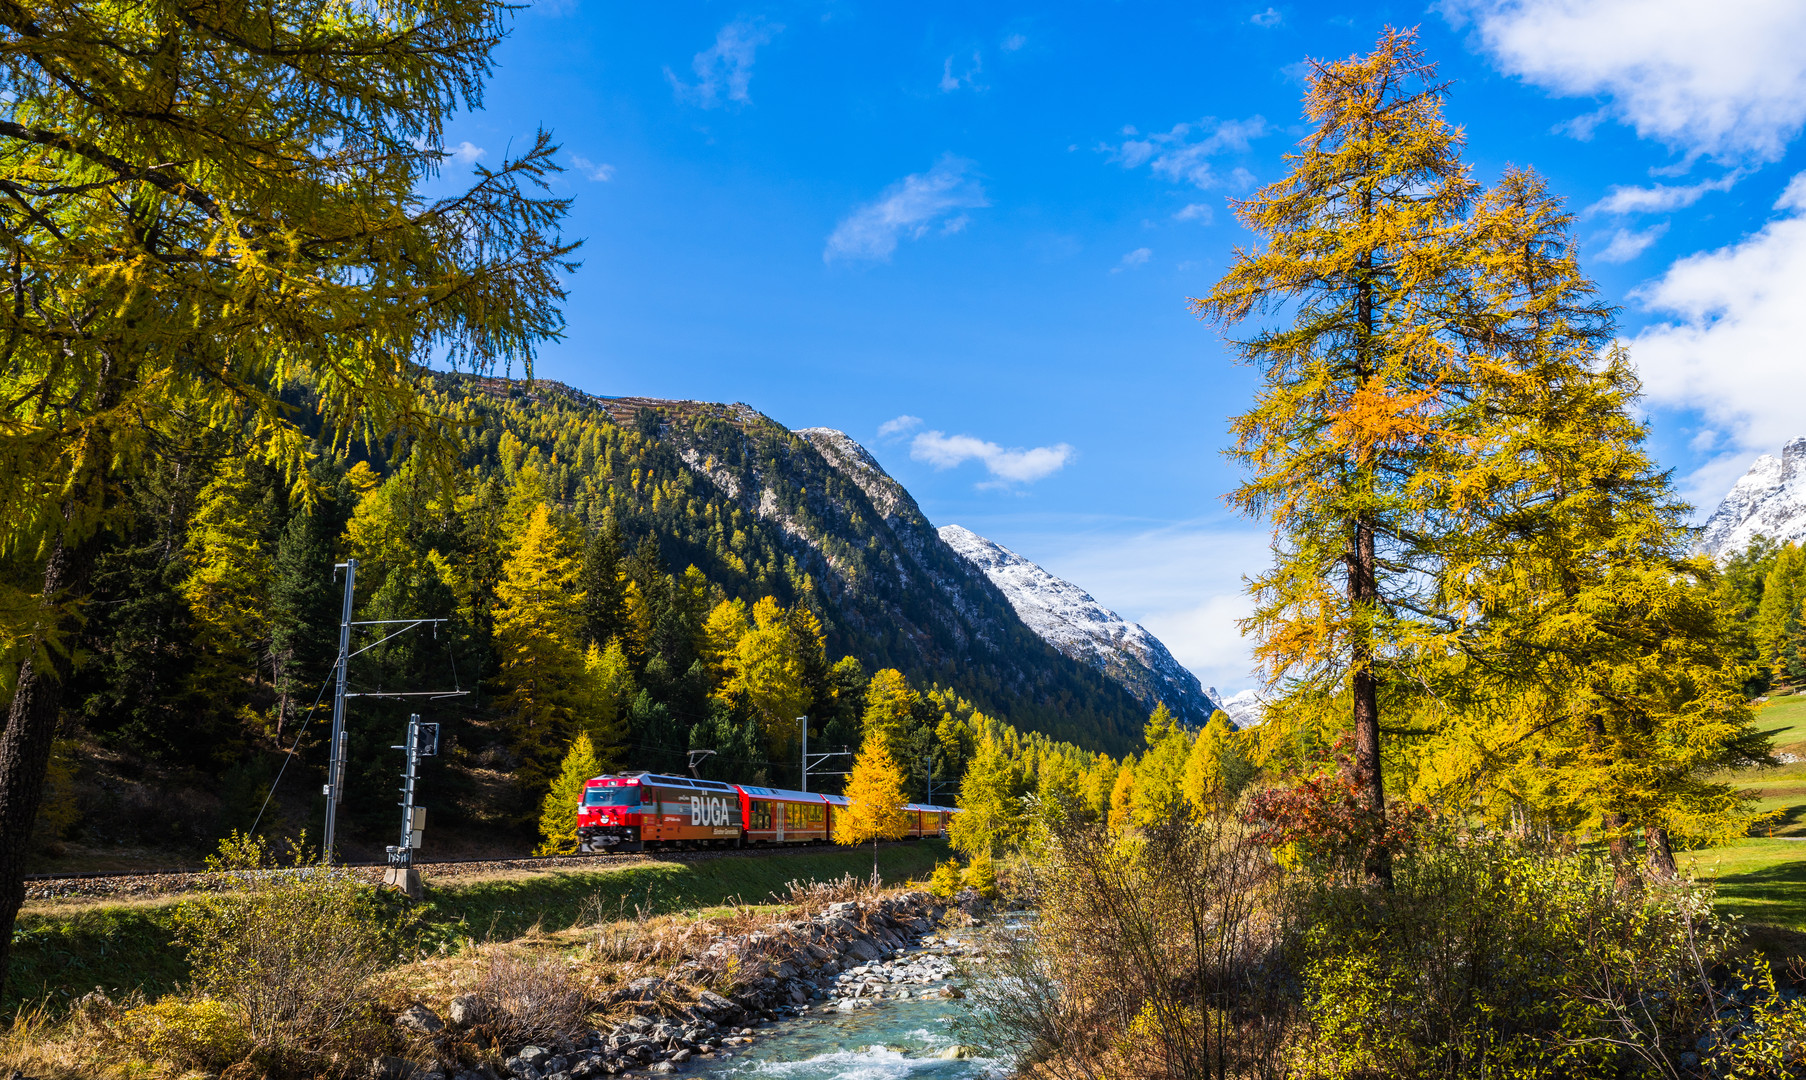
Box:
[4,842,950,1018]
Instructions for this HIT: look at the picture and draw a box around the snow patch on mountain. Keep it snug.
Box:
[938,524,1223,727]
[1700,437,1806,558]
[1210,687,1265,729]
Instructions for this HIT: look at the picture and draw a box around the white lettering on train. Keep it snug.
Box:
[688,795,730,827]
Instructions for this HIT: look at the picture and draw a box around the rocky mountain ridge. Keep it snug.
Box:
[935,524,1223,727]
[1701,437,1806,558]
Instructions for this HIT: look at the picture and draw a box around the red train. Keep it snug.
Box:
[576,771,960,853]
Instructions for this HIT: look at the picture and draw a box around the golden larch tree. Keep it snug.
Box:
[1193,28,1480,885]
[834,739,913,880]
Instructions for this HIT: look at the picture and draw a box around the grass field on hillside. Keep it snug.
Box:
[3,841,949,1017]
[1684,695,1806,935]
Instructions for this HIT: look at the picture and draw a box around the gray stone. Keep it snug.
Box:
[397,1003,445,1036]
[447,994,488,1028]
[649,1064,678,1074]
[627,976,665,998]
[845,938,882,962]
[372,1057,420,1080]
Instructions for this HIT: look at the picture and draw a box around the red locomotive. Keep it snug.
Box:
[576,771,960,853]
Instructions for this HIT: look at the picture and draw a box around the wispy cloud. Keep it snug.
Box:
[878,415,922,439]
[939,52,984,92]
[1250,7,1283,27]
[1595,223,1668,262]
[1112,247,1152,273]
[1174,202,1214,224]
[569,155,615,182]
[910,430,1074,486]
[824,156,989,264]
[446,141,486,164]
[1441,0,1806,163]
[666,18,781,108]
[1000,32,1027,52]
[1107,117,1268,189]
[1589,172,1742,215]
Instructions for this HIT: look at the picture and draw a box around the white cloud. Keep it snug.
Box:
[824,157,989,264]
[910,431,1074,485]
[1112,247,1152,273]
[1174,202,1214,224]
[1251,7,1283,27]
[1001,32,1027,52]
[1443,0,1806,162]
[1630,171,1806,505]
[940,52,984,92]
[877,415,922,439]
[446,141,485,164]
[1108,117,1268,189]
[1595,223,1667,263]
[1022,524,1270,694]
[666,18,781,108]
[1589,173,1741,215]
[569,155,615,182]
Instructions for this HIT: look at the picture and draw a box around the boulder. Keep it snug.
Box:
[447,994,489,1029]
[397,1004,445,1036]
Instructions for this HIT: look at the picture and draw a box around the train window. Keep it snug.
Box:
[749,801,773,830]
[584,786,641,807]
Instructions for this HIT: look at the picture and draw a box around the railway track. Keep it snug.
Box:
[20,841,918,903]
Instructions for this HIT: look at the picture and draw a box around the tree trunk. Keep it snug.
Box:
[1645,825,1678,880]
[1349,517,1391,889]
[1602,811,1639,893]
[0,527,94,998]
[1349,215,1391,890]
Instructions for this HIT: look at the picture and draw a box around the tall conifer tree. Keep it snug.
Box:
[1194,29,1478,884]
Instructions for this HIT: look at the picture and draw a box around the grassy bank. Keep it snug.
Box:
[4,841,949,1016]
[1679,695,1806,936]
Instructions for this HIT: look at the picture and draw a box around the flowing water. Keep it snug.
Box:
[682,924,1011,1080]
[682,993,1003,1080]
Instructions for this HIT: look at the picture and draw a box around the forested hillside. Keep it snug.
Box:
[26,373,1149,858]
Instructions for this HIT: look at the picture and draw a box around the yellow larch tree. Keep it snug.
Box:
[492,504,588,795]
[834,739,913,880]
[1192,29,1483,885]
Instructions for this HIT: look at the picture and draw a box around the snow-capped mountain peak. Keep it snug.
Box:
[1701,437,1806,559]
[938,524,1223,727]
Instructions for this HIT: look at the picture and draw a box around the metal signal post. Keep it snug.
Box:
[321,558,466,865]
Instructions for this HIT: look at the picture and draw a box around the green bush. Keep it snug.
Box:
[1294,834,1739,1079]
[116,996,252,1072]
[961,855,999,900]
[928,859,963,899]
[173,833,400,1077]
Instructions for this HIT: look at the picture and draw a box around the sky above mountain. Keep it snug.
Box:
[440,1,1806,694]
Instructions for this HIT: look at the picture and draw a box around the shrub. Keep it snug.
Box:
[471,952,592,1050]
[116,997,252,1072]
[172,832,397,1077]
[928,859,963,899]
[961,855,999,900]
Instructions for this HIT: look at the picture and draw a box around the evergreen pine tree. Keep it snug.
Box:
[578,516,627,650]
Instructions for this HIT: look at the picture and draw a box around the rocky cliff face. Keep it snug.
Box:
[1701,438,1806,558]
[936,524,1222,728]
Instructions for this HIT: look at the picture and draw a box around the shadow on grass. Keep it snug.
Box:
[1713,858,1806,933]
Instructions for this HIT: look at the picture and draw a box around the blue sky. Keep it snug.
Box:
[443,1,1806,694]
